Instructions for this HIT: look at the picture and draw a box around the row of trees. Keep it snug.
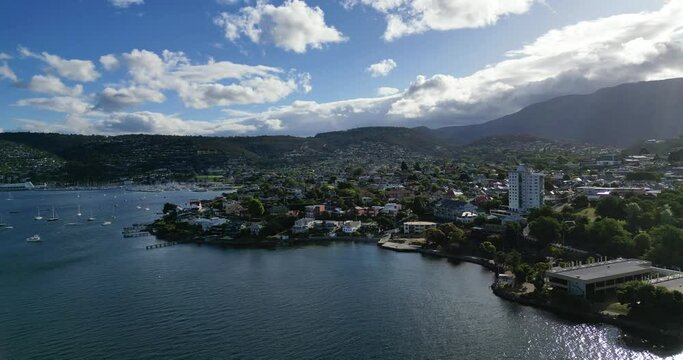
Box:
[527,190,683,268]
[617,281,683,325]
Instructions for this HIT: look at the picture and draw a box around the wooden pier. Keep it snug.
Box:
[145,242,179,250]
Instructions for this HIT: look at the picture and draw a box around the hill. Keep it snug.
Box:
[435,78,683,147]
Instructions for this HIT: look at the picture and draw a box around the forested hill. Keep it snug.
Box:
[434,77,683,147]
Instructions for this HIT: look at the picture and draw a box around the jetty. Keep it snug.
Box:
[145,242,179,250]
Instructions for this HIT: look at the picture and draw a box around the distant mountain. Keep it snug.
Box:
[434,78,683,147]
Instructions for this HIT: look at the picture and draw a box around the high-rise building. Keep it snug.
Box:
[508,165,544,212]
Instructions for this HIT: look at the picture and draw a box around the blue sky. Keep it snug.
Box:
[0,0,679,136]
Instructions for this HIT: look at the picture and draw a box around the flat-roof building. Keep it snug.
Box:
[403,221,436,234]
[547,259,658,299]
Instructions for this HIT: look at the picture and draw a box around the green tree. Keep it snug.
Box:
[513,263,533,285]
[587,218,634,256]
[480,241,496,259]
[633,232,652,255]
[646,225,683,268]
[400,161,409,172]
[425,228,447,247]
[572,195,589,210]
[163,202,178,215]
[595,195,626,219]
[246,198,265,219]
[530,216,561,246]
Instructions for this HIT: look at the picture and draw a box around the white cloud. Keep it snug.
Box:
[26,75,83,96]
[345,0,535,41]
[201,0,683,134]
[109,0,144,8]
[367,59,397,77]
[96,86,166,111]
[214,0,347,53]
[377,86,400,96]
[18,110,281,136]
[119,48,308,109]
[19,47,100,82]
[384,0,683,123]
[16,96,92,114]
[0,62,17,82]
[99,54,120,71]
[0,53,11,60]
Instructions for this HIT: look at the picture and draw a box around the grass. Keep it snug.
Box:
[603,302,630,316]
[576,207,597,223]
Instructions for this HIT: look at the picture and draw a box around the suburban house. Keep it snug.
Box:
[292,218,315,233]
[432,199,479,221]
[382,203,402,216]
[342,221,362,234]
[305,205,326,218]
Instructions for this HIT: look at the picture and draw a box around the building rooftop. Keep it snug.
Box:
[548,259,653,282]
[404,221,437,226]
[650,274,683,293]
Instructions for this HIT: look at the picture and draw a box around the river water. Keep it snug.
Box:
[0,190,681,359]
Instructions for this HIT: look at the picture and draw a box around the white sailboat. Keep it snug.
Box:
[34,207,43,221]
[0,215,8,228]
[87,210,96,222]
[6,192,12,200]
[77,204,82,217]
[47,206,60,222]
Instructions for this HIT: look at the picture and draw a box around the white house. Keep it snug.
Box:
[342,221,362,234]
[292,218,315,234]
[382,203,402,216]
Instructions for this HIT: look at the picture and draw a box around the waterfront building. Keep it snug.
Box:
[0,181,35,191]
[403,221,437,234]
[547,258,683,299]
[508,165,544,213]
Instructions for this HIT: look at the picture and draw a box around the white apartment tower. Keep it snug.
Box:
[508,165,544,212]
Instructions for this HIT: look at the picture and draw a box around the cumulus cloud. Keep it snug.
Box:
[0,53,11,60]
[377,86,400,96]
[99,54,120,71]
[367,59,397,77]
[214,0,346,53]
[109,0,144,8]
[16,96,92,114]
[0,62,17,82]
[96,86,165,111]
[195,0,683,134]
[25,75,83,96]
[119,48,308,109]
[345,0,535,41]
[18,110,281,136]
[19,47,100,82]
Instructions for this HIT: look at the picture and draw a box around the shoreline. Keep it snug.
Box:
[150,225,683,346]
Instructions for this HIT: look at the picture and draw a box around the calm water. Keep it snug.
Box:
[0,190,681,359]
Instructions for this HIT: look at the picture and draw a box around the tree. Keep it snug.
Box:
[530,216,561,246]
[646,225,683,268]
[595,195,626,220]
[513,263,533,285]
[633,232,652,255]
[400,161,409,172]
[572,195,589,210]
[587,218,634,256]
[481,241,496,259]
[425,228,447,247]
[163,202,179,215]
[410,196,428,216]
[246,198,265,219]
[503,222,522,249]
[413,162,422,172]
[447,227,466,251]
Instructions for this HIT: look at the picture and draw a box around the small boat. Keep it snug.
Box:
[6,192,13,200]
[26,234,42,242]
[102,221,112,226]
[77,204,82,217]
[47,206,60,222]
[87,210,96,222]
[34,207,43,221]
